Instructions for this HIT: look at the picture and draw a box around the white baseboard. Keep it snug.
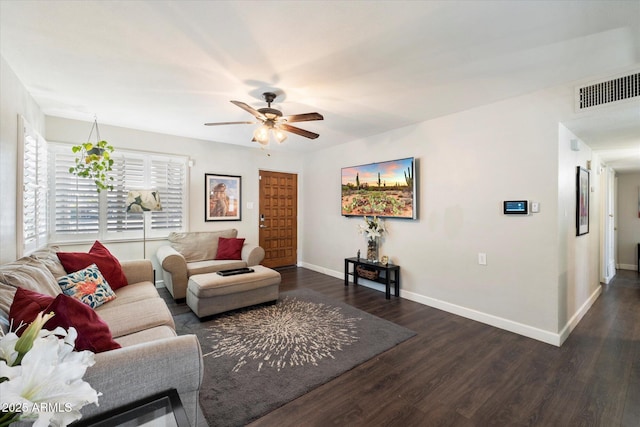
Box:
[557,285,602,346]
[618,264,638,271]
[300,262,602,347]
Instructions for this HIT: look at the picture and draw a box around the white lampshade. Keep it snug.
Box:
[126,190,162,212]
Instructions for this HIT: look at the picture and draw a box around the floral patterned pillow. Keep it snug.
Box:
[57,263,116,309]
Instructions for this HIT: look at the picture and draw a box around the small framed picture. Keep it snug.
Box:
[576,166,589,236]
[205,174,241,221]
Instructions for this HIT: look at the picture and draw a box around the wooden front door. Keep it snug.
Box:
[259,170,298,268]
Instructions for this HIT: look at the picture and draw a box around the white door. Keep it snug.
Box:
[605,168,617,282]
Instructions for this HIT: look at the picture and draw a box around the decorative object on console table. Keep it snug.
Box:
[126,189,162,258]
[356,264,379,280]
[205,173,241,221]
[366,237,379,263]
[358,215,386,263]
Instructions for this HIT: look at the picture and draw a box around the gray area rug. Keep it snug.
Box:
[174,288,415,427]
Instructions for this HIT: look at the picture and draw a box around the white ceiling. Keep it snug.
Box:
[1,1,639,171]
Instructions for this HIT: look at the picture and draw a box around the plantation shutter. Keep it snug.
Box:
[49,142,188,243]
[149,156,187,236]
[20,117,48,255]
[106,154,146,236]
[50,146,100,240]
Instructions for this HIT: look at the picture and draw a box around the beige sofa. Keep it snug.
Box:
[0,248,203,426]
[156,229,265,299]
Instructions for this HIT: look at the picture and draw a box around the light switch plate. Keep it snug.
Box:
[531,202,540,213]
[478,253,487,265]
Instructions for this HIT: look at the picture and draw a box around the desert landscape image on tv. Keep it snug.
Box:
[341,157,416,218]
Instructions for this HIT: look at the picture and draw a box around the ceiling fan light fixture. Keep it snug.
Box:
[206,91,324,146]
[273,128,287,143]
[253,125,270,145]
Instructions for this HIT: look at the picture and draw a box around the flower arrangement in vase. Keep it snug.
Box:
[358,216,386,262]
[0,311,100,426]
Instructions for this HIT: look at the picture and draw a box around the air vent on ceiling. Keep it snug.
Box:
[576,72,639,110]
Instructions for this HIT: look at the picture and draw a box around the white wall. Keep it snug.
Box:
[1,54,604,346]
[45,116,305,268]
[302,87,600,345]
[556,125,602,342]
[617,172,640,270]
[0,56,45,264]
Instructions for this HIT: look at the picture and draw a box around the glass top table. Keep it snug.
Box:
[74,388,190,427]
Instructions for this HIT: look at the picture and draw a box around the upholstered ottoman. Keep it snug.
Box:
[186,265,280,318]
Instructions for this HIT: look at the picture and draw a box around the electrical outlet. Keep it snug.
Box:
[478,253,487,265]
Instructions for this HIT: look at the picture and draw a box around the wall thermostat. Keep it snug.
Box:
[503,200,529,215]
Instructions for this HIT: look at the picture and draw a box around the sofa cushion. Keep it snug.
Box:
[0,282,16,333]
[169,229,238,262]
[29,246,67,279]
[114,325,176,348]
[57,241,129,290]
[187,259,247,276]
[9,288,121,353]
[57,264,117,309]
[109,281,161,307]
[215,237,245,260]
[96,297,175,338]
[0,257,62,297]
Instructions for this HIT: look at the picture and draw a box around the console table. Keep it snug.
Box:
[344,257,400,299]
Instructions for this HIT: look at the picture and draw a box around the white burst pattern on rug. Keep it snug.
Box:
[203,296,361,372]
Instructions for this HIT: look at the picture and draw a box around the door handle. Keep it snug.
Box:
[260,224,268,228]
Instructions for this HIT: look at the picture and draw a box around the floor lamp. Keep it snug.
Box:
[126,189,162,259]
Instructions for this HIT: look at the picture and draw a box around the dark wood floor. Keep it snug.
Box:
[245,267,640,427]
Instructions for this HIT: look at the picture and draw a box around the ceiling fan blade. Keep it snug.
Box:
[280,123,320,139]
[284,112,324,123]
[230,100,266,120]
[204,121,256,126]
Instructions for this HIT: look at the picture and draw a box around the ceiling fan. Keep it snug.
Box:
[204,92,323,145]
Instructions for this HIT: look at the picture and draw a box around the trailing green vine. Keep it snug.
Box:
[68,140,115,192]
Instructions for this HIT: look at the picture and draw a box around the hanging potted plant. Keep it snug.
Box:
[68,118,115,192]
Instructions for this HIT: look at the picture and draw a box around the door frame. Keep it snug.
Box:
[600,165,617,284]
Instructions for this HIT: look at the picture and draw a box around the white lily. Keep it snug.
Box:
[0,331,20,366]
[358,216,386,241]
[0,313,100,427]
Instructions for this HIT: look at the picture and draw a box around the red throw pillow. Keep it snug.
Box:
[9,288,121,353]
[57,241,128,290]
[9,287,54,327]
[215,237,245,260]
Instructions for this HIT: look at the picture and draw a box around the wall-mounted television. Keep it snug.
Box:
[341,157,417,219]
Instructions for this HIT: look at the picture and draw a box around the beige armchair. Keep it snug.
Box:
[156,229,265,299]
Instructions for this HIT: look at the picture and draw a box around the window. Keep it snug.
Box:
[19,117,48,256]
[49,143,188,243]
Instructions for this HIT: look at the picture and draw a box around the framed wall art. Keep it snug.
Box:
[341,157,417,219]
[205,173,241,221]
[576,166,589,236]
